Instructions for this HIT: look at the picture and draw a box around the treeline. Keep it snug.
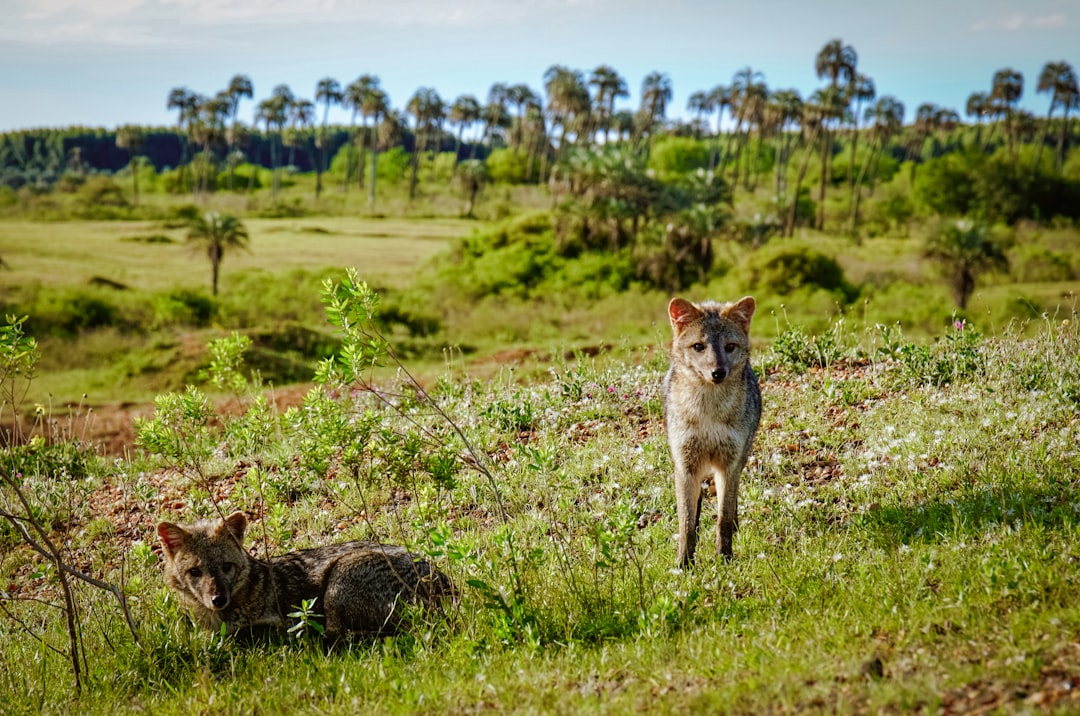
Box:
[3,42,1077,197]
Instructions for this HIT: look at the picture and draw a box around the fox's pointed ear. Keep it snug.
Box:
[722,296,756,335]
[157,521,188,559]
[668,298,703,334]
[217,511,248,544]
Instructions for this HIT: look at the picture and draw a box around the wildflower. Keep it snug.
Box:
[953,320,964,331]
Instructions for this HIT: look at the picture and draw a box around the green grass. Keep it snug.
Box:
[2,282,1079,713]
[0,216,476,292]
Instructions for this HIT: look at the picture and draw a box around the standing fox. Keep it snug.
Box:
[157,511,454,640]
[663,296,761,567]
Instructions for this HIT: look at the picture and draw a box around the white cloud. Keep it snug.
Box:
[1,0,555,46]
[971,11,1068,32]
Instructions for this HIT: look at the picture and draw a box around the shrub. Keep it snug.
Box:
[376,146,411,184]
[486,148,530,185]
[648,137,709,176]
[152,289,217,328]
[744,242,857,301]
[1009,245,1076,283]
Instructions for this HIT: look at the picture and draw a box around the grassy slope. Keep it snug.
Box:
[2,314,1079,714]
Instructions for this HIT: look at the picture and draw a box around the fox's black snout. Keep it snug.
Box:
[710,367,729,384]
[211,592,230,609]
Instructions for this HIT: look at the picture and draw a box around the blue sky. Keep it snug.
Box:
[0,0,1076,133]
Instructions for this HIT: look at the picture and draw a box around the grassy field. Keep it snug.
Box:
[1,287,1078,713]
[2,201,1080,713]
[0,216,475,292]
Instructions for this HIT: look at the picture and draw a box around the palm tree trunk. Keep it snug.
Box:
[786,125,821,237]
[848,136,880,242]
[1056,106,1071,172]
[816,127,830,230]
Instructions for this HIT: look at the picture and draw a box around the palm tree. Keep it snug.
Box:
[314,77,342,197]
[814,39,857,229]
[990,68,1024,162]
[588,65,628,144]
[637,71,673,151]
[767,89,803,196]
[114,125,145,205]
[256,85,291,197]
[845,73,875,192]
[1036,61,1080,171]
[343,74,381,191]
[687,90,713,139]
[785,97,827,237]
[224,74,253,189]
[187,94,228,193]
[455,159,489,217]
[965,91,991,150]
[923,220,1007,310]
[186,212,250,295]
[448,94,481,165]
[906,102,940,184]
[849,95,903,235]
[507,83,541,150]
[166,86,198,192]
[481,82,511,153]
[544,66,590,160]
[706,84,732,173]
[288,97,315,172]
[728,67,765,187]
[405,87,445,199]
[361,88,390,205]
[862,95,904,196]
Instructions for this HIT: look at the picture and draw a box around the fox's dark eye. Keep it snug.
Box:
[187,567,202,578]
[222,563,236,576]
[725,342,737,354]
[692,342,706,352]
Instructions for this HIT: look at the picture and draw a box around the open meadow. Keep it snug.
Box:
[1,269,1079,713]
[3,121,1080,714]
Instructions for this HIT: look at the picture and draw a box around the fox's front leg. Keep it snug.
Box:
[674,456,705,568]
[715,467,739,561]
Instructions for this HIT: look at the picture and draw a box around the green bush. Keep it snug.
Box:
[152,289,216,328]
[648,137,709,176]
[486,148,530,185]
[29,289,120,337]
[744,241,857,301]
[1009,245,1076,283]
[376,146,411,184]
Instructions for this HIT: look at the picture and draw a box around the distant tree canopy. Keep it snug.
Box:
[2,52,1078,235]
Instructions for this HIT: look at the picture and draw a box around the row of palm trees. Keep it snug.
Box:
[160,45,1078,216]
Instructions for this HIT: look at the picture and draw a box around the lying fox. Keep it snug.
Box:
[663,296,762,567]
[157,511,453,640]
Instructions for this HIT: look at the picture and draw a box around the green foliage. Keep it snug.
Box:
[648,136,709,176]
[744,241,857,301]
[876,318,987,387]
[152,289,216,328]
[376,146,411,184]
[915,149,1080,224]
[923,219,1008,309]
[135,386,215,472]
[486,148,529,185]
[1009,245,1077,282]
[26,288,120,338]
[771,321,844,372]
[201,332,255,394]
